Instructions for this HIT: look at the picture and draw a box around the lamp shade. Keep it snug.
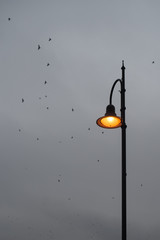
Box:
[96,104,122,129]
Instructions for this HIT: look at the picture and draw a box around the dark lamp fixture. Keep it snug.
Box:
[96,104,122,128]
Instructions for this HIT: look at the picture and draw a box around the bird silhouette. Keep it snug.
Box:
[45,95,47,98]
[49,38,52,41]
[46,107,49,110]
[72,108,74,111]
[47,63,50,66]
[152,61,155,64]
[22,98,24,103]
[38,44,41,50]
[8,18,11,21]
[88,128,90,130]
[37,138,39,141]
[44,81,47,84]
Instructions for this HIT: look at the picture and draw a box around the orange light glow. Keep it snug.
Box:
[96,115,122,128]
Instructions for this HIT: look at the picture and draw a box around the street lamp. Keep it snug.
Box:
[96,61,127,240]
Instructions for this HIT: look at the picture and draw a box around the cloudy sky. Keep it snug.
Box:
[0,0,160,239]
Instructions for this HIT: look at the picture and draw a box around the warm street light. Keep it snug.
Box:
[96,104,122,128]
[96,61,127,240]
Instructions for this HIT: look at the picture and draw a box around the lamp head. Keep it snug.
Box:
[96,104,122,129]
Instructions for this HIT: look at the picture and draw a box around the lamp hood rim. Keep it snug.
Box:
[96,115,122,129]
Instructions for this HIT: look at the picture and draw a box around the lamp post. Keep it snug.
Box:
[96,61,127,240]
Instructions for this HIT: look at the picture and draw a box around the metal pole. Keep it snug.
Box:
[121,61,127,240]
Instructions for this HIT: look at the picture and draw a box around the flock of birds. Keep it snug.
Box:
[6,14,102,157]
[19,38,104,141]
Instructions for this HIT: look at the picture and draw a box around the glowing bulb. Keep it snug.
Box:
[107,117,114,122]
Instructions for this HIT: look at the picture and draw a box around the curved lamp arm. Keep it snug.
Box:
[109,79,122,105]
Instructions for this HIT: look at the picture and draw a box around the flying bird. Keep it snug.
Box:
[38,44,41,50]
[8,18,11,21]
[49,38,52,41]
[45,95,47,98]
[44,81,47,84]
[88,128,90,131]
[152,61,155,64]
[102,131,104,134]
[72,108,74,111]
[46,107,49,110]
[22,98,24,103]
[37,138,39,141]
[47,63,50,66]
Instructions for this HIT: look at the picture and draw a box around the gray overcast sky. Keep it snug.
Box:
[0,0,160,239]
